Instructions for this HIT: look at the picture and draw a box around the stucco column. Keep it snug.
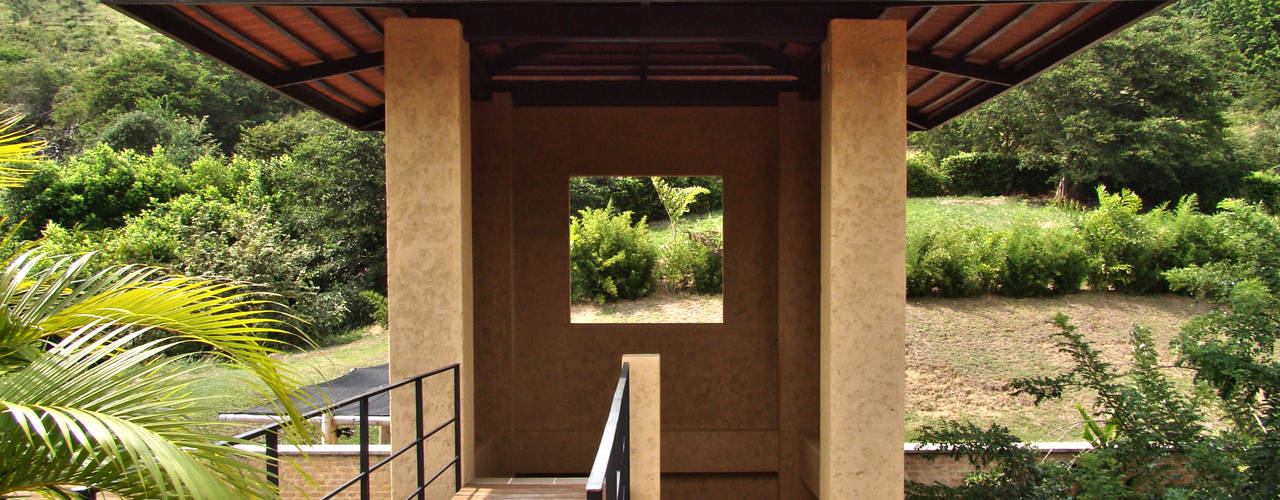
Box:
[385,17,474,500]
[819,18,906,499]
[621,354,660,500]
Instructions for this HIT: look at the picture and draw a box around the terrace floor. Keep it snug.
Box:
[452,477,587,499]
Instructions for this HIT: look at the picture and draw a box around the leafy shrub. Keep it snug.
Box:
[655,236,702,291]
[998,222,1089,297]
[1077,186,1170,293]
[1240,170,1280,212]
[907,152,948,197]
[95,103,217,167]
[692,231,723,294]
[1,144,188,240]
[940,152,1018,196]
[906,224,998,297]
[570,176,722,224]
[910,316,1242,498]
[1167,198,1280,298]
[358,291,389,328]
[570,203,658,303]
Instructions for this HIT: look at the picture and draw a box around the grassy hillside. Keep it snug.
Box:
[906,292,1209,441]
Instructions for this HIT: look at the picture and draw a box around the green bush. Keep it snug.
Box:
[570,203,658,303]
[1,144,188,240]
[655,236,702,291]
[940,152,1018,196]
[906,224,998,297]
[1241,170,1280,212]
[692,232,723,294]
[998,222,1089,297]
[569,176,722,224]
[907,152,948,197]
[1078,186,1172,293]
[358,290,388,328]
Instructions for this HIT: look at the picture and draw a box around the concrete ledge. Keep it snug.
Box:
[234,444,393,456]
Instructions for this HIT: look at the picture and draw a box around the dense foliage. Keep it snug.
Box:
[907,189,1243,298]
[913,8,1260,208]
[0,113,387,342]
[0,111,317,499]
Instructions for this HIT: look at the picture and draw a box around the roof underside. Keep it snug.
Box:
[103,1,1169,131]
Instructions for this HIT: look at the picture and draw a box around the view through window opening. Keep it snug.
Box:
[569,176,724,324]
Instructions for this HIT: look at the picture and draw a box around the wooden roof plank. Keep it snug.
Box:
[301,8,363,56]
[928,6,986,53]
[247,6,325,63]
[962,4,1037,60]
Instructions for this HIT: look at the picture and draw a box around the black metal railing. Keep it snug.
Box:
[235,363,462,500]
[586,362,630,500]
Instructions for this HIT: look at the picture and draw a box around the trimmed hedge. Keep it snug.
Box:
[1241,170,1280,212]
[908,152,949,197]
[941,152,1018,196]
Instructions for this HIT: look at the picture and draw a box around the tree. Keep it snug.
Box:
[912,11,1245,207]
[0,112,315,498]
[55,42,292,153]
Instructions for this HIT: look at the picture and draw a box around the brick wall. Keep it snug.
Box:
[904,442,1091,487]
[240,445,394,500]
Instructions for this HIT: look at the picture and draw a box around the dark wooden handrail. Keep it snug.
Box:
[587,362,630,500]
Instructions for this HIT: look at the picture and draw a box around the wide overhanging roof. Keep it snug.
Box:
[103,1,1169,131]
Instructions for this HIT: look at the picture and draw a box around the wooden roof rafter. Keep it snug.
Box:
[103,0,1172,131]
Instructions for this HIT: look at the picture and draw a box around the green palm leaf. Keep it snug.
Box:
[0,111,42,187]
[0,112,317,498]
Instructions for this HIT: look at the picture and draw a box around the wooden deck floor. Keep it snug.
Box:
[452,478,586,500]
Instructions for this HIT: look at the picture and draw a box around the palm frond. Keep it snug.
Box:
[0,251,320,498]
[0,322,276,499]
[0,111,42,188]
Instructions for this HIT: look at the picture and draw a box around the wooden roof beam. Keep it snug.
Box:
[907,51,1015,86]
[263,52,384,87]
[722,43,806,79]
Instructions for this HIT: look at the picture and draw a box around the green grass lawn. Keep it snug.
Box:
[183,325,389,430]
[907,196,1078,231]
[906,292,1210,441]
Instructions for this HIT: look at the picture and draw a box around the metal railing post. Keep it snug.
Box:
[453,364,462,492]
[265,429,279,489]
[359,397,371,499]
[415,377,425,499]
[230,364,461,500]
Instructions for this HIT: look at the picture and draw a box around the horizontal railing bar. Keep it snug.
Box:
[423,457,461,491]
[236,364,459,441]
[586,363,629,492]
[365,418,457,475]
[398,456,461,500]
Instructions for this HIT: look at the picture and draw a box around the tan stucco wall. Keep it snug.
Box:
[819,19,908,499]
[470,104,793,491]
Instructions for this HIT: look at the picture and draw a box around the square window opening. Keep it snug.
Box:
[569,176,723,324]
